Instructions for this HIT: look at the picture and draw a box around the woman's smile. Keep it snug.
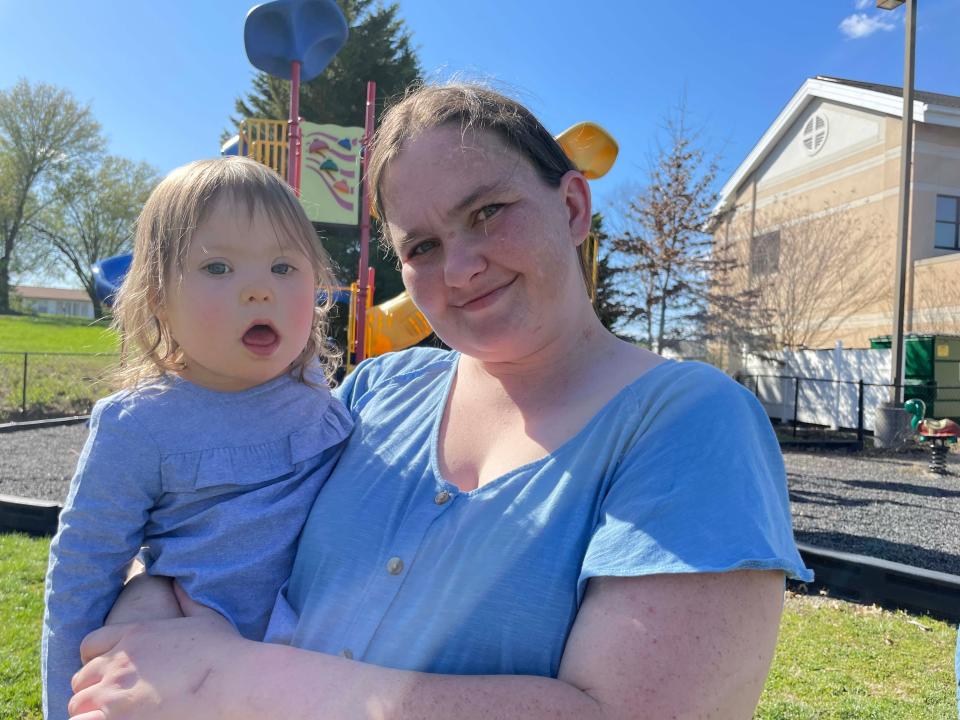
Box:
[452,276,518,311]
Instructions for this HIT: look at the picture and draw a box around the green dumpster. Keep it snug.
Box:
[869,334,960,419]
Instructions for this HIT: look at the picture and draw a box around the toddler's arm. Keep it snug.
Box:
[42,399,161,720]
[104,560,183,625]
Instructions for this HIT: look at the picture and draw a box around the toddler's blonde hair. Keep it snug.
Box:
[111,156,340,389]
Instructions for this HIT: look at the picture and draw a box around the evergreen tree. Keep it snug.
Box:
[590,213,631,337]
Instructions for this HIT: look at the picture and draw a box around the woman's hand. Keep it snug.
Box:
[68,585,247,720]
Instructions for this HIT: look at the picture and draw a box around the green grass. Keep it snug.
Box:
[756,591,956,719]
[0,314,118,354]
[0,315,120,421]
[0,534,46,720]
[1,534,956,720]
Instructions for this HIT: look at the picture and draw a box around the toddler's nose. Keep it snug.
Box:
[241,284,274,303]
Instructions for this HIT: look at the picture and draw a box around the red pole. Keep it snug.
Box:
[355,80,376,362]
[287,60,302,194]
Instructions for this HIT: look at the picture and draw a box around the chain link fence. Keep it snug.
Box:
[0,351,119,422]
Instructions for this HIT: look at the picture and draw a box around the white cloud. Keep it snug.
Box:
[854,0,871,9]
[839,13,896,38]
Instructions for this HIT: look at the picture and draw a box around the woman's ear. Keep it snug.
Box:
[559,170,592,248]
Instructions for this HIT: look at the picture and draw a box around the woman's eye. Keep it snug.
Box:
[203,262,230,275]
[476,204,504,223]
[407,240,437,259]
[272,262,295,275]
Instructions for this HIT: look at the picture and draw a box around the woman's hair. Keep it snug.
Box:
[367,82,592,288]
[111,156,340,389]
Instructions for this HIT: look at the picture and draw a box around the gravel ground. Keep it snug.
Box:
[2,423,958,575]
[785,445,960,576]
[0,423,89,501]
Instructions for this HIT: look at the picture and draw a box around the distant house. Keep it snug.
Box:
[13,286,95,319]
[711,76,960,368]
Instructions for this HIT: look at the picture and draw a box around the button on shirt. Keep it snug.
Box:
[265,348,812,677]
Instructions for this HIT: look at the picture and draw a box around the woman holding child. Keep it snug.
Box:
[67,83,810,720]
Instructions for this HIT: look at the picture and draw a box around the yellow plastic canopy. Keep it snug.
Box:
[555,122,619,180]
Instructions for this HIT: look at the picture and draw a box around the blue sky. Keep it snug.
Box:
[1,0,958,279]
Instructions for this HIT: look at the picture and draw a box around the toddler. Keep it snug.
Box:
[41,157,352,719]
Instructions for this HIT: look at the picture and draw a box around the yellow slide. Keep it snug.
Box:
[360,121,618,357]
[363,291,433,357]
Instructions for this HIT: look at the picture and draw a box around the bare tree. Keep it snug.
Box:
[25,156,158,318]
[745,195,889,349]
[0,79,104,312]
[608,107,758,355]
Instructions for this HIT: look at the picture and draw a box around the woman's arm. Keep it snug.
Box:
[70,569,784,720]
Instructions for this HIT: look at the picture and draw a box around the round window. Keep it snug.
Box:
[801,112,829,156]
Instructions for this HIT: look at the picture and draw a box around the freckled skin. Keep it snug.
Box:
[382,125,589,364]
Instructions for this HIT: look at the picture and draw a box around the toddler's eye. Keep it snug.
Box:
[203,262,230,275]
[272,262,295,275]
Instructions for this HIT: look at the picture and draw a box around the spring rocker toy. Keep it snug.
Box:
[903,398,960,475]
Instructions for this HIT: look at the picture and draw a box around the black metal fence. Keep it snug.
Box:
[0,351,119,422]
[738,372,959,446]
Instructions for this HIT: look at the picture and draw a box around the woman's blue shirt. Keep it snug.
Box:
[267,348,812,676]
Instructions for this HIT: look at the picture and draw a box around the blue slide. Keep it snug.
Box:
[92,254,132,308]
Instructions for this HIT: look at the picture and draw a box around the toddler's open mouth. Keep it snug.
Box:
[242,322,280,356]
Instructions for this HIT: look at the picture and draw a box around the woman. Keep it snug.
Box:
[68,83,811,720]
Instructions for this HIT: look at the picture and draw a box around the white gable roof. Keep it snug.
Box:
[716,76,960,214]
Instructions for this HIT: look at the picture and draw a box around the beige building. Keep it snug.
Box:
[712,76,960,368]
[13,286,95,319]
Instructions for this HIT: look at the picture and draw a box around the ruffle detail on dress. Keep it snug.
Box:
[159,397,353,493]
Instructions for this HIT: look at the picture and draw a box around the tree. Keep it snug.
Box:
[608,107,758,355]
[25,156,158,318]
[230,0,421,305]
[590,213,631,336]
[744,196,889,350]
[0,79,104,313]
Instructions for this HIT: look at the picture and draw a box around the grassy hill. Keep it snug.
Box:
[0,314,120,421]
[0,314,119,353]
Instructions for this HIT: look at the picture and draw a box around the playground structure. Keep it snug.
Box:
[93,0,619,368]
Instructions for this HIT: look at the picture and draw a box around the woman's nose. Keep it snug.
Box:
[442,235,486,287]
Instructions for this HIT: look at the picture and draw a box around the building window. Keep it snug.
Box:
[936,195,960,250]
[750,230,780,277]
[801,113,829,156]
